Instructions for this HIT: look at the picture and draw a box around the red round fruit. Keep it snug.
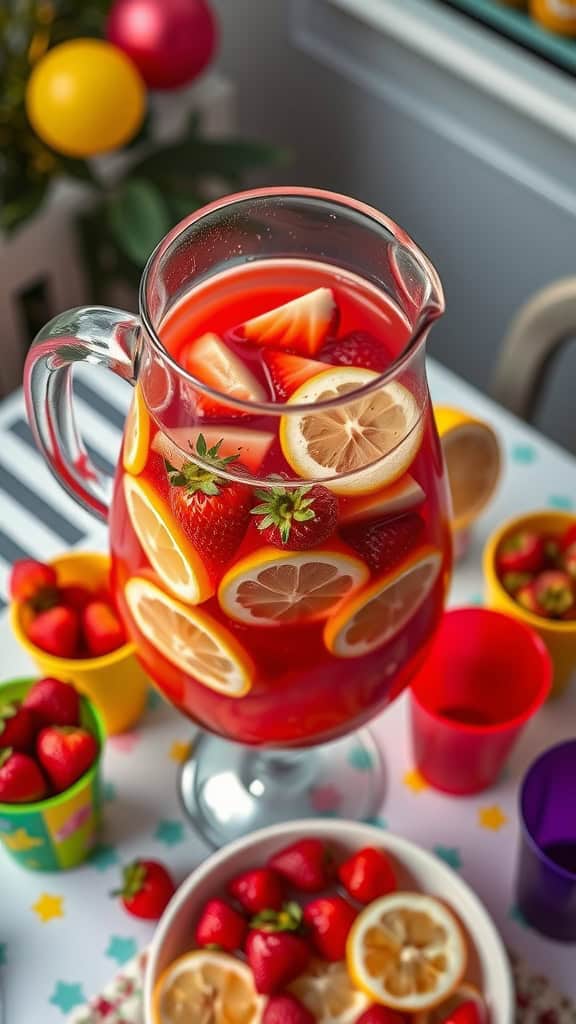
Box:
[319,331,392,372]
[23,678,80,728]
[229,867,285,914]
[116,858,176,920]
[338,846,397,904]
[195,898,247,951]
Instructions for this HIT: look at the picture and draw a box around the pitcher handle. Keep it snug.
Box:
[24,306,140,522]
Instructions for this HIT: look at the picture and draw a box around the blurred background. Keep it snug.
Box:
[2,0,576,450]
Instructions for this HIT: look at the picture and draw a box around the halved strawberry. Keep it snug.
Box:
[179,332,266,415]
[339,474,425,525]
[263,351,328,402]
[240,288,338,356]
[319,330,392,372]
[152,426,275,476]
[341,513,424,575]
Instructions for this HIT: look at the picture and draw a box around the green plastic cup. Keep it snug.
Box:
[0,677,105,871]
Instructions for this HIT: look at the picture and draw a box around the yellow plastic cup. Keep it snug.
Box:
[10,552,149,735]
[483,510,576,699]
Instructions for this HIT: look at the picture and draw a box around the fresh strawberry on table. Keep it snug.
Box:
[9,559,58,609]
[319,330,392,373]
[263,994,315,1024]
[303,895,357,961]
[166,434,252,574]
[23,677,80,728]
[37,725,98,791]
[263,351,328,402]
[245,926,310,994]
[251,483,338,550]
[239,288,338,356]
[0,701,35,752]
[496,531,545,574]
[195,898,247,951]
[229,867,285,914]
[0,748,47,803]
[341,513,424,575]
[115,859,176,921]
[338,846,397,904]
[27,605,80,658]
[81,600,126,656]
[268,838,334,892]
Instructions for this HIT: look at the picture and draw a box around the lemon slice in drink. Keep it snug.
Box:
[152,950,263,1024]
[123,475,213,604]
[289,959,370,1024]
[280,367,422,496]
[123,385,150,474]
[325,547,442,658]
[218,547,369,627]
[125,577,254,697]
[347,892,467,1013]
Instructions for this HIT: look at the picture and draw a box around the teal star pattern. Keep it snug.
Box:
[154,819,185,846]
[0,942,6,966]
[106,935,138,966]
[147,688,163,711]
[509,903,528,927]
[511,443,537,464]
[102,781,117,803]
[49,982,86,1014]
[89,843,119,871]
[548,495,573,511]
[434,845,462,870]
[363,815,388,829]
[0,817,14,832]
[347,746,374,772]
[467,593,484,607]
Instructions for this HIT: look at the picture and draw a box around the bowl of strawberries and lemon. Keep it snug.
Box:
[484,510,576,698]
[144,819,513,1024]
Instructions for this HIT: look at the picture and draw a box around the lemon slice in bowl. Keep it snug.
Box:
[123,385,150,475]
[218,547,369,627]
[289,959,370,1024]
[125,577,254,697]
[152,950,263,1024]
[347,892,467,1014]
[413,982,487,1024]
[325,547,442,658]
[279,367,422,495]
[123,475,213,604]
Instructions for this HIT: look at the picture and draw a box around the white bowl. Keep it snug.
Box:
[144,819,514,1023]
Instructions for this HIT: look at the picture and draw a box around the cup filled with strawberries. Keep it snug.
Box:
[484,510,576,698]
[9,552,150,734]
[0,675,105,870]
[144,820,513,1024]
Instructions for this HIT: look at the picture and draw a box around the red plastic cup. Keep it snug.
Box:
[409,607,552,795]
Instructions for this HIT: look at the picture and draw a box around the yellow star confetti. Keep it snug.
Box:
[32,893,64,923]
[478,805,508,831]
[403,768,429,794]
[4,828,44,852]
[170,740,191,764]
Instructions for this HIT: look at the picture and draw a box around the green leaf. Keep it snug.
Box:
[106,179,171,267]
[130,137,288,187]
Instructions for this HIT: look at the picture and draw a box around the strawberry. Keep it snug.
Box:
[81,601,126,657]
[0,702,35,752]
[9,559,58,609]
[341,513,424,575]
[59,584,94,611]
[268,838,334,892]
[496,531,545,574]
[250,483,338,550]
[240,288,338,356]
[245,929,310,994]
[501,571,533,596]
[516,582,540,614]
[195,898,247,951]
[263,351,328,402]
[27,605,80,658]
[166,434,252,574]
[443,1003,486,1024]
[319,330,392,372]
[543,536,562,568]
[263,994,315,1024]
[355,1008,406,1024]
[37,725,98,791]
[115,859,175,920]
[532,571,574,617]
[23,677,80,728]
[229,867,285,914]
[0,748,47,803]
[338,846,397,904]
[562,542,576,581]
[179,332,266,415]
[302,895,357,961]
[561,523,576,551]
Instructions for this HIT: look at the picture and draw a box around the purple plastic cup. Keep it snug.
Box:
[516,740,576,941]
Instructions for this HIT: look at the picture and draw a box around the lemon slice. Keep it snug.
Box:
[123,475,213,604]
[347,892,467,1013]
[123,385,150,474]
[218,547,369,627]
[125,577,254,697]
[280,367,422,495]
[434,406,501,530]
[414,982,486,1024]
[289,959,370,1024]
[152,950,263,1024]
[325,547,442,658]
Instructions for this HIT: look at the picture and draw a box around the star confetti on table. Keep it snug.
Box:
[434,845,462,870]
[511,442,537,464]
[478,805,508,831]
[89,842,119,871]
[548,495,573,511]
[403,768,429,794]
[3,827,44,852]
[347,746,375,772]
[49,981,86,1014]
[32,893,64,923]
[154,819,185,847]
[509,903,529,927]
[102,780,117,802]
[106,935,138,967]
[147,688,163,711]
[109,731,140,754]
[467,593,484,607]
[0,942,6,966]
[170,740,191,763]
[363,815,388,829]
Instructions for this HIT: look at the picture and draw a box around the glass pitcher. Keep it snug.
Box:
[25,187,451,845]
